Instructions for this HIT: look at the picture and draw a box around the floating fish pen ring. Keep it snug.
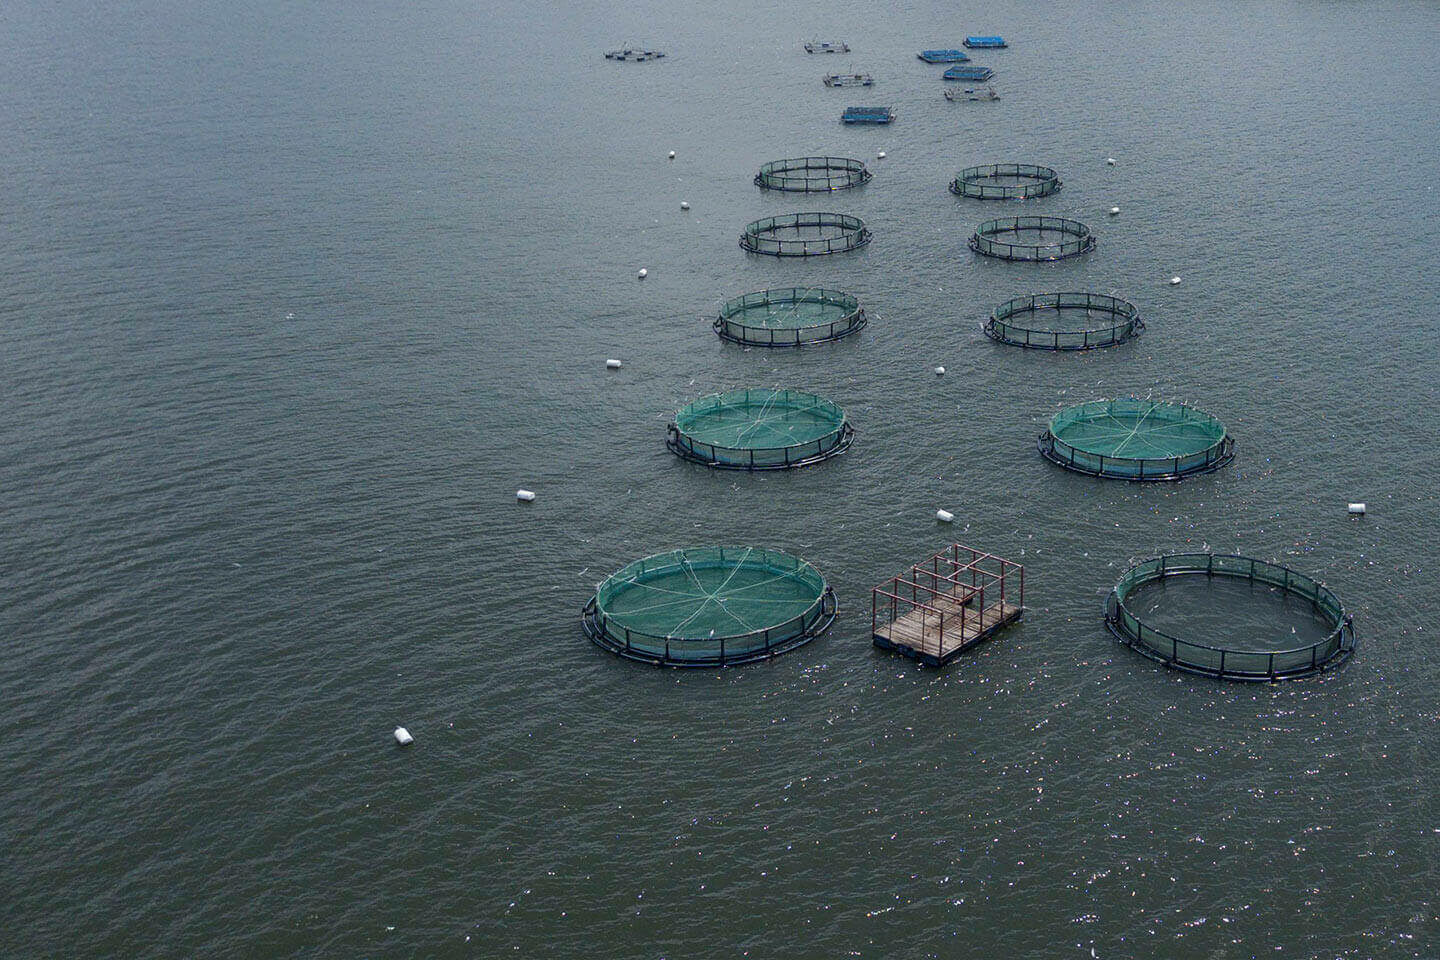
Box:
[584,547,837,667]
[970,215,1095,261]
[1037,398,1234,480]
[740,212,871,257]
[714,287,866,347]
[755,157,872,192]
[950,163,1062,200]
[667,388,854,470]
[1105,554,1356,681]
[986,292,1143,350]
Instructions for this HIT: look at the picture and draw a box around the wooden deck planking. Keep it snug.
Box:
[873,598,1022,664]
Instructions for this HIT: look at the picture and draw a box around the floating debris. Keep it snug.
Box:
[804,41,850,54]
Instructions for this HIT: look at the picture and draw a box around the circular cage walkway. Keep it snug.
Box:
[668,388,854,470]
[756,157,872,192]
[1038,398,1234,480]
[986,292,1143,350]
[740,212,871,257]
[970,215,1094,261]
[950,163,1061,199]
[714,287,866,346]
[1105,554,1356,681]
[583,547,837,666]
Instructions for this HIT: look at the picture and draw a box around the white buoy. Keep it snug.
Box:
[638,268,648,279]
[668,150,676,159]
[1169,276,1182,285]
[1106,157,1116,165]
[936,509,955,523]
[1109,206,1120,215]
[1348,502,1366,515]
[680,201,690,210]
[393,726,413,746]
[606,358,623,369]
[934,366,945,375]
[516,489,536,502]
[877,151,886,159]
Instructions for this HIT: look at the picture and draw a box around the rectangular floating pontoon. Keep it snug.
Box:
[945,84,1000,101]
[805,41,850,53]
[841,106,893,124]
[918,49,970,63]
[872,543,1024,667]
[943,65,995,81]
[823,73,874,87]
[604,48,665,61]
[964,36,1007,48]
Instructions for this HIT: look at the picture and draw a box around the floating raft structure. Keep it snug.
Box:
[755,156,871,192]
[918,49,970,63]
[1038,398,1235,480]
[584,547,837,667]
[841,106,894,124]
[805,41,850,54]
[946,85,1000,101]
[667,387,854,470]
[943,65,995,81]
[951,163,1061,199]
[714,287,867,346]
[740,212,871,256]
[823,73,874,87]
[1106,554,1356,680]
[872,543,1024,667]
[964,36,1008,49]
[986,292,1143,350]
[604,47,665,61]
[971,215,1095,260]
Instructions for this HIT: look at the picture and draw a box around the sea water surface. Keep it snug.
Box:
[2,0,1439,956]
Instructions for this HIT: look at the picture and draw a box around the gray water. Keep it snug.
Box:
[3,0,1440,956]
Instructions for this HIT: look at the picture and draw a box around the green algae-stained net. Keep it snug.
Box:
[667,388,854,470]
[1038,398,1234,480]
[583,547,837,666]
[713,287,866,347]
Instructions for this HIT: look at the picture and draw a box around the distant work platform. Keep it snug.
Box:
[842,106,894,124]
[823,73,874,87]
[964,36,1008,49]
[918,49,970,63]
[872,543,1024,666]
[604,48,665,62]
[805,41,850,54]
[943,65,995,81]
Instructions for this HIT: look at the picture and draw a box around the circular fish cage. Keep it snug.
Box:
[986,292,1144,350]
[583,547,837,666]
[970,215,1095,261]
[755,156,872,192]
[1105,554,1356,681]
[740,212,871,257]
[714,287,867,347]
[1038,398,1234,480]
[950,163,1061,199]
[667,388,854,470]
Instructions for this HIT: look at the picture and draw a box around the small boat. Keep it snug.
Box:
[804,41,850,54]
[918,49,970,64]
[841,106,893,124]
[943,65,994,81]
[945,85,1000,101]
[964,36,1008,49]
[823,73,874,87]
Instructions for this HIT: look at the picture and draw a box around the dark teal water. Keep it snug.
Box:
[3,0,1439,957]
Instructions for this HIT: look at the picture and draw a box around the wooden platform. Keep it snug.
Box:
[873,596,1022,666]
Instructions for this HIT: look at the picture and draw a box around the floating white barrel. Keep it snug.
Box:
[877,151,886,159]
[638,268,648,279]
[1169,276,1182,285]
[680,201,690,210]
[936,509,955,523]
[393,726,414,746]
[606,359,623,369]
[1348,503,1366,515]
[516,489,536,502]
[668,150,676,159]
[1109,206,1120,215]
[1106,157,1116,165]
[934,366,945,375]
